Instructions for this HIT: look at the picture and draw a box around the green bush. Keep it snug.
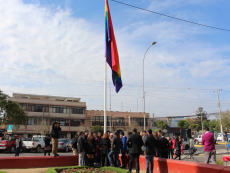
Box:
[216,158,224,166]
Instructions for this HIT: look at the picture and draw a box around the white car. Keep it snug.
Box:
[195,135,203,145]
[23,135,46,152]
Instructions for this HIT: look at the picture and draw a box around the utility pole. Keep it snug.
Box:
[216,91,224,142]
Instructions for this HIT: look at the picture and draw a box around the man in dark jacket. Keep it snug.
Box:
[108,132,122,167]
[159,132,169,159]
[71,134,78,156]
[126,128,143,173]
[51,121,61,157]
[77,132,85,166]
[142,130,148,155]
[82,130,88,166]
[144,129,157,173]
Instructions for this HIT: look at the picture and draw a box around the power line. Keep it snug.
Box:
[110,0,230,32]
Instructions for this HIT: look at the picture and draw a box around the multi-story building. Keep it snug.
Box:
[86,110,150,136]
[5,93,151,138]
[8,93,86,138]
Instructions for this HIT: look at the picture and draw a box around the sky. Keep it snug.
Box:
[0,0,230,118]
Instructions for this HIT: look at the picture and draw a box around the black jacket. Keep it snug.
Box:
[159,137,169,151]
[71,136,78,149]
[51,122,61,139]
[126,133,143,154]
[101,138,111,155]
[77,135,85,152]
[86,137,97,154]
[112,135,122,153]
[45,138,51,147]
[144,134,157,155]
[83,134,88,142]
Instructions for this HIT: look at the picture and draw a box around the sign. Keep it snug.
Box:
[7,125,13,133]
[168,117,185,127]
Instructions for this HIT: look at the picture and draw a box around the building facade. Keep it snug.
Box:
[8,93,86,138]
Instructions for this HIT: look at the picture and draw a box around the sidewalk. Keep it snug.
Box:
[0,168,48,173]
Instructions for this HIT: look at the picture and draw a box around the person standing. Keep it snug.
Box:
[142,131,148,155]
[101,133,111,166]
[71,134,78,156]
[82,130,89,166]
[158,130,162,139]
[120,131,127,168]
[153,132,161,157]
[174,137,181,160]
[95,133,102,164]
[189,137,194,158]
[77,132,86,166]
[167,137,173,159]
[201,127,216,164]
[126,128,143,173]
[224,132,228,149]
[108,132,122,167]
[144,129,157,173]
[44,135,51,156]
[86,132,97,167]
[15,136,22,157]
[51,121,61,157]
[159,132,169,159]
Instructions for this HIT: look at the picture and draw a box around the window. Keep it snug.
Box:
[71,107,85,114]
[19,103,27,111]
[92,116,110,126]
[28,104,49,112]
[131,118,148,126]
[50,105,69,114]
[50,118,69,126]
[114,117,125,126]
[27,118,48,126]
[70,119,85,126]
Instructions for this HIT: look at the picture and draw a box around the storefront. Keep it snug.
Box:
[167,127,189,140]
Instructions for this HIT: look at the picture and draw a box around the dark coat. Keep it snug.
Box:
[112,135,122,153]
[71,136,78,149]
[45,138,51,147]
[142,134,148,151]
[144,134,157,155]
[101,138,111,155]
[51,122,61,139]
[83,134,88,142]
[159,137,169,151]
[77,135,85,152]
[86,137,97,154]
[175,141,181,156]
[126,133,143,154]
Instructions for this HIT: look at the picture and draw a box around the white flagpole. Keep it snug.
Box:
[104,56,107,134]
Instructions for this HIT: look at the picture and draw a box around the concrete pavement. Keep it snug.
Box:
[0,168,48,173]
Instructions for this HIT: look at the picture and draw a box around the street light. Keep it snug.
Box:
[143,42,157,130]
[188,87,203,134]
[137,97,142,112]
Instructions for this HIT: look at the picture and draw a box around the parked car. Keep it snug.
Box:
[23,135,45,152]
[181,139,189,150]
[195,134,216,145]
[0,135,25,153]
[55,138,72,152]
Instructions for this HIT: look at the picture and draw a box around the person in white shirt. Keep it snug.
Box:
[15,136,22,157]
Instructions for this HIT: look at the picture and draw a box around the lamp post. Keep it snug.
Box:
[137,97,142,112]
[188,87,203,134]
[143,42,157,130]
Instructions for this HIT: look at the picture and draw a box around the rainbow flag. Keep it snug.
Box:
[105,0,122,93]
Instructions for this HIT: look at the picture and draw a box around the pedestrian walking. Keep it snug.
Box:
[153,132,161,157]
[144,129,157,173]
[15,136,22,157]
[71,134,78,156]
[77,132,86,166]
[167,137,173,159]
[44,135,51,156]
[108,132,122,167]
[51,121,61,157]
[86,132,97,167]
[174,137,181,160]
[101,133,111,167]
[95,133,102,164]
[159,132,169,159]
[120,131,127,168]
[201,127,216,164]
[127,128,143,173]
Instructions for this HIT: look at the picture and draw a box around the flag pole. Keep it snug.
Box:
[104,55,107,134]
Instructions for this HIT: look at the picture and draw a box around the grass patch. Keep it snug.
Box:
[45,166,128,173]
[0,172,7,173]
[216,159,224,166]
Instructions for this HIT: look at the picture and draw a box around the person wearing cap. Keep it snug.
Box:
[51,121,61,157]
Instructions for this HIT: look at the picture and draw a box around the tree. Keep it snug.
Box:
[203,120,209,128]
[79,121,85,132]
[177,120,189,129]
[195,108,208,127]
[33,119,49,135]
[156,120,169,130]
[221,110,230,132]
[130,121,140,131]
[185,117,196,127]
[191,124,201,132]
[0,91,28,127]
[91,125,103,134]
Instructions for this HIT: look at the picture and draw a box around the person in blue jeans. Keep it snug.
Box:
[144,129,157,173]
[108,132,122,167]
[120,131,127,168]
[15,136,22,157]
